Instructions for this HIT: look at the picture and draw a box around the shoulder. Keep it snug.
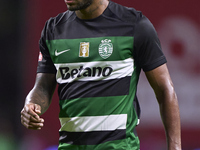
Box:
[45,10,75,31]
[41,11,75,39]
[108,1,155,31]
[134,15,159,45]
[136,15,156,33]
[108,1,143,23]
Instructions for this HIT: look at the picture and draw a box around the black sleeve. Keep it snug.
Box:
[133,15,167,72]
[37,19,57,74]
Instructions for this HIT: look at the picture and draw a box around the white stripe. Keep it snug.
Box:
[137,119,140,125]
[59,114,127,132]
[55,58,134,83]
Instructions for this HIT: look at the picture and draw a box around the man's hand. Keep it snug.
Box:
[20,73,57,130]
[21,103,44,130]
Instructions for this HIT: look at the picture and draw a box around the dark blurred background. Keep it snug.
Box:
[0,0,199,150]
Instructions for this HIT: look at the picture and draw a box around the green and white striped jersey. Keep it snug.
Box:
[37,1,167,149]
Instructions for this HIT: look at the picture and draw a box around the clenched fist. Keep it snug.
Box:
[21,103,44,130]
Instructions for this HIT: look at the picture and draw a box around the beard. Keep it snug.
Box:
[67,0,94,11]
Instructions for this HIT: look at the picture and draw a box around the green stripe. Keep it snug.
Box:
[46,36,133,63]
[59,95,131,118]
[58,138,140,150]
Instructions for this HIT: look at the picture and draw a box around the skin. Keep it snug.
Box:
[21,73,56,130]
[145,64,181,150]
[64,0,109,19]
[21,0,181,149]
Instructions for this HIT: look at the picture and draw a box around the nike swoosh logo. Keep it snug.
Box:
[55,49,70,56]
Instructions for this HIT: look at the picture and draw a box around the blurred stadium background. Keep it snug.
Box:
[0,0,199,149]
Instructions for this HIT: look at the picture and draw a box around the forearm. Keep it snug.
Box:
[157,90,181,150]
[145,64,181,149]
[25,87,51,114]
[25,73,57,114]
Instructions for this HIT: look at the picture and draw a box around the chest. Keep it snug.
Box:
[46,36,134,64]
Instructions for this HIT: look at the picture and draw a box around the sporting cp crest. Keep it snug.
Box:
[98,39,113,59]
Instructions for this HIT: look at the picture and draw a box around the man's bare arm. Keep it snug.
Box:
[21,73,57,130]
[145,64,181,150]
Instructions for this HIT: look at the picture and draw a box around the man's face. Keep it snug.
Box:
[64,0,94,11]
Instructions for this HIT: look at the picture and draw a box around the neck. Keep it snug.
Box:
[75,0,109,19]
